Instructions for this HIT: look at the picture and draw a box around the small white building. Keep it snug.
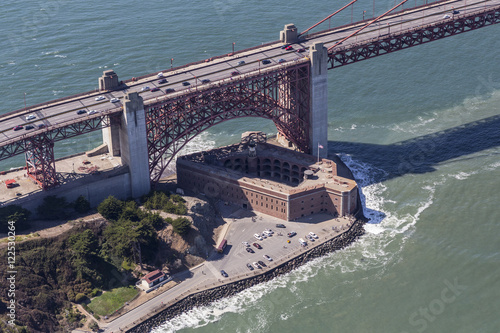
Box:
[141,269,167,289]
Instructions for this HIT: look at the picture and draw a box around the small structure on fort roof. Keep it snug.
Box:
[176,131,358,221]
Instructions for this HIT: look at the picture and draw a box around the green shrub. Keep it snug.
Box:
[73,195,91,214]
[171,217,191,235]
[74,293,87,304]
[37,195,69,220]
[97,196,124,221]
[0,205,31,233]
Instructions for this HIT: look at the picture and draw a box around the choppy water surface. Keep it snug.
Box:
[1,1,499,332]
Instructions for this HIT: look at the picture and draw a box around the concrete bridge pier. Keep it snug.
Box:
[309,42,328,159]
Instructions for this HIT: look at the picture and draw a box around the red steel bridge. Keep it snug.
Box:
[0,0,499,192]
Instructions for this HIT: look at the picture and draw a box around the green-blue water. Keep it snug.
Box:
[1,1,499,332]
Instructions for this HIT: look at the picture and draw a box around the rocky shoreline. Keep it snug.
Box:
[127,217,365,333]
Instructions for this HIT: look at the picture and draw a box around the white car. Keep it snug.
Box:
[254,233,263,241]
[242,241,250,247]
[443,14,451,19]
[141,86,150,91]
[87,110,98,115]
[263,255,273,261]
[110,98,120,103]
[157,72,164,78]
[253,262,261,269]
[95,96,105,101]
[25,114,36,121]
[309,232,318,239]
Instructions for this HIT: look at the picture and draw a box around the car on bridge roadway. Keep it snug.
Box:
[262,59,271,65]
[165,88,175,93]
[13,126,23,131]
[151,87,160,92]
[278,59,286,63]
[38,124,46,129]
[237,60,245,66]
[95,96,106,101]
[182,81,191,86]
[231,71,239,76]
[76,109,87,115]
[141,86,151,91]
[25,125,34,130]
[25,114,36,121]
[201,79,210,84]
[87,110,97,115]
[452,10,460,14]
[285,45,293,51]
[296,48,306,53]
[110,98,120,103]
[158,79,167,84]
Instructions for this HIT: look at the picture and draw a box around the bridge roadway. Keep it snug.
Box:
[0,0,498,157]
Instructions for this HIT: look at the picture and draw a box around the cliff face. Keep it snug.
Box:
[155,196,224,273]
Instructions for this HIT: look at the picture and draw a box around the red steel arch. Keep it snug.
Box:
[146,61,311,183]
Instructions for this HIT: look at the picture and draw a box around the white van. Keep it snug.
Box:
[298,238,307,247]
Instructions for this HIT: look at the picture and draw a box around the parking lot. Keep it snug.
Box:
[204,207,355,279]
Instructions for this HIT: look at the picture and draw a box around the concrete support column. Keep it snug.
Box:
[309,42,328,159]
[99,70,119,91]
[102,115,121,156]
[120,92,151,198]
[280,24,298,44]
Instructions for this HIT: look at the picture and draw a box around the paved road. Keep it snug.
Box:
[101,211,355,332]
[2,0,497,150]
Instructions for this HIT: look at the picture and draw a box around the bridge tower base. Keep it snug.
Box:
[309,42,328,159]
[280,24,298,44]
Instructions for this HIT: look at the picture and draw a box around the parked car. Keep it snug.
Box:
[220,270,228,277]
[254,233,263,241]
[276,223,286,228]
[13,125,23,131]
[246,247,255,253]
[25,114,36,121]
[263,254,273,261]
[253,243,262,249]
[309,231,319,239]
[95,95,106,101]
[76,109,87,115]
[287,231,297,238]
[246,263,254,271]
[242,241,250,247]
[299,238,307,246]
[306,234,315,242]
[253,262,261,269]
[110,98,120,103]
[158,78,167,84]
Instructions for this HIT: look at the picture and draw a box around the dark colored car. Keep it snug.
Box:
[297,48,306,53]
[278,58,286,63]
[231,71,239,76]
[287,231,297,238]
[276,223,286,228]
[151,87,160,92]
[220,270,228,277]
[165,88,175,93]
[253,243,262,249]
[13,125,23,131]
[38,124,46,129]
[77,109,86,115]
[158,78,167,84]
[201,79,210,84]
[452,10,460,14]
[182,81,191,86]
[246,247,255,253]
[262,59,271,65]
[25,125,35,130]
[246,263,254,271]
[258,260,267,267]
[281,44,290,49]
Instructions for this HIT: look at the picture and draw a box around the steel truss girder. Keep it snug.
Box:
[25,134,58,190]
[146,62,311,183]
[328,6,500,68]
[0,112,121,162]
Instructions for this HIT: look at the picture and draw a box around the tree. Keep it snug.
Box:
[171,217,191,236]
[68,229,98,259]
[89,320,99,332]
[73,195,91,214]
[142,212,165,230]
[97,196,124,221]
[0,205,31,232]
[37,195,69,220]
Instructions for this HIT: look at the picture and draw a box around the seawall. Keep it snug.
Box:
[126,217,365,332]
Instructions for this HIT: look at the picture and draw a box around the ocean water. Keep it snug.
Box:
[1,1,500,332]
